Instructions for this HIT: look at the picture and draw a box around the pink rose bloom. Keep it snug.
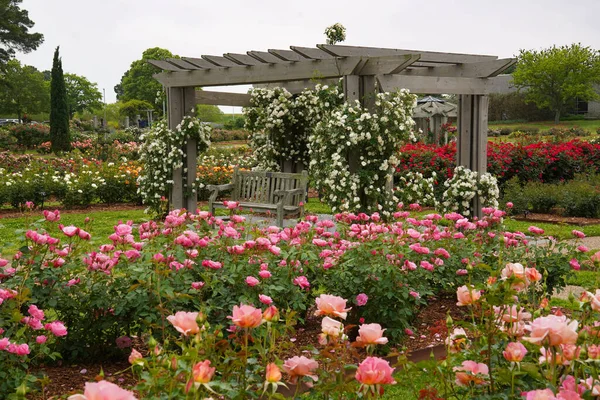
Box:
[556,389,582,400]
[8,343,30,356]
[320,316,343,343]
[456,285,481,306]
[577,245,589,253]
[166,311,200,336]
[268,245,281,256]
[223,201,239,210]
[572,230,585,239]
[230,304,262,328]
[61,225,79,237]
[45,321,68,337]
[223,226,239,238]
[404,328,414,336]
[36,335,48,344]
[114,224,133,236]
[78,229,91,240]
[409,291,420,299]
[591,251,600,263]
[263,305,279,322]
[526,267,542,283]
[494,305,532,323]
[523,389,557,400]
[259,270,272,279]
[0,258,8,267]
[503,342,527,362]
[67,278,80,287]
[355,357,396,386]
[356,324,388,346]
[259,294,273,305]
[202,260,222,269]
[43,210,61,222]
[570,259,581,270]
[246,276,260,287]
[28,304,45,320]
[356,293,368,306]
[67,380,137,400]
[0,337,9,350]
[192,360,216,384]
[580,377,600,396]
[282,356,319,383]
[506,202,514,208]
[314,294,351,320]
[128,348,143,365]
[453,360,488,386]
[588,344,600,360]
[191,282,204,290]
[528,226,545,235]
[293,275,310,289]
[523,315,578,346]
[456,269,468,276]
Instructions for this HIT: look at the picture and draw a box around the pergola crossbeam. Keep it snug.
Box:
[290,46,335,60]
[377,74,513,95]
[182,57,218,69]
[224,53,262,66]
[268,49,304,62]
[358,54,421,75]
[147,60,186,71]
[201,55,241,68]
[166,58,202,70]
[247,51,286,64]
[402,58,517,78]
[195,90,252,107]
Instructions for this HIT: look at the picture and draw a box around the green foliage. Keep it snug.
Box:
[223,115,246,130]
[49,47,70,152]
[513,43,600,124]
[118,99,154,119]
[0,0,44,68]
[8,123,49,148]
[0,59,49,120]
[324,23,346,45]
[115,47,175,114]
[488,92,553,122]
[64,73,102,118]
[196,103,224,122]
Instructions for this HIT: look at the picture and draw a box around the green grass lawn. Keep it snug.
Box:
[489,119,600,133]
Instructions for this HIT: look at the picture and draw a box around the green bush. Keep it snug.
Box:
[0,128,18,150]
[9,123,50,148]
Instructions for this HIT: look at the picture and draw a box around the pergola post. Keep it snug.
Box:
[344,75,361,174]
[167,86,197,211]
[457,94,489,218]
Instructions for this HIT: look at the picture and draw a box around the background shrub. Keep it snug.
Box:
[9,123,50,148]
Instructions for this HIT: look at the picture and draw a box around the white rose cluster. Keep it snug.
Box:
[137,116,212,213]
[395,171,438,207]
[441,166,500,215]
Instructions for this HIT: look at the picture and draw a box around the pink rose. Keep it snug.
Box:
[315,294,351,320]
[528,226,545,235]
[523,389,557,400]
[28,304,45,320]
[259,294,273,305]
[319,316,343,343]
[8,343,30,356]
[570,259,581,270]
[523,315,578,346]
[230,304,262,328]
[453,360,488,386]
[356,293,368,307]
[259,270,272,279]
[245,276,260,287]
[67,380,137,400]
[356,323,388,346]
[166,311,200,336]
[503,342,527,362]
[591,251,600,263]
[282,356,318,383]
[355,357,395,386]
[43,210,61,222]
[571,230,585,239]
[293,275,310,289]
[0,337,9,350]
[36,335,48,344]
[192,360,216,384]
[45,321,68,337]
[191,282,205,290]
[128,348,143,365]
[61,225,80,237]
[456,285,481,306]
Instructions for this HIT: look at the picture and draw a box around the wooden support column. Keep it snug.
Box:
[168,86,197,211]
[344,75,361,174]
[457,94,488,218]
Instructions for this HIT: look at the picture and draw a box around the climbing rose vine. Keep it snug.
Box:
[441,166,500,216]
[137,115,211,213]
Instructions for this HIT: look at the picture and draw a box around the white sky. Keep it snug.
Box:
[16,0,600,112]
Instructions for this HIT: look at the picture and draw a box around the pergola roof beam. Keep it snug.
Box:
[402,58,516,78]
[268,49,305,62]
[377,74,514,95]
[201,55,241,68]
[195,90,251,107]
[290,46,335,60]
[147,60,186,72]
[317,44,498,64]
[224,53,262,66]
[182,57,218,69]
[154,56,363,87]
[167,58,202,70]
[358,54,421,75]
[247,51,285,64]
[255,78,340,94]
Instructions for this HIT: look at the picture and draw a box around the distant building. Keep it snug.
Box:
[576,84,600,118]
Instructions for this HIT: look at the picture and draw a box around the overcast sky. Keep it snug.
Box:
[17,0,600,109]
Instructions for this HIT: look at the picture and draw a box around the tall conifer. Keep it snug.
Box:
[50,46,70,152]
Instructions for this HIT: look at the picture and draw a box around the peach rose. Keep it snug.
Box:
[230,304,263,328]
[494,305,532,324]
[583,289,600,311]
[314,294,351,320]
[192,360,215,384]
[456,285,481,306]
[356,323,388,346]
[355,357,396,386]
[67,380,137,400]
[523,389,557,400]
[523,315,578,346]
[282,356,318,383]
[503,342,527,362]
[453,360,489,386]
[166,311,200,336]
[526,267,542,283]
[445,328,469,353]
[128,348,143,365]
[265,363,282,383]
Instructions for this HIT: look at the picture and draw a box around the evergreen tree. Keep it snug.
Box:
[50,46,70,152]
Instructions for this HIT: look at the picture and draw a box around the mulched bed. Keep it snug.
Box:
[513,212,600,226]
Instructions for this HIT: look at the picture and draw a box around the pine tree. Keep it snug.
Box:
[50,46,70,152]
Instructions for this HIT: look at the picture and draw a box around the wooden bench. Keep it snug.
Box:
[207,168,308,227]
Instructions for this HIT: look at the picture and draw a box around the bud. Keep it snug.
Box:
[265,363,282,383]
[539,298,549,309]
[263,305,279,322]
[128,348,143,365]
[192,360,215,384]
[446,314,453,326]
[171,356,178,370]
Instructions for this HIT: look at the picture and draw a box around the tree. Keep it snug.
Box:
[0,59,49,120]
[115,47,175,113]
[49,47,70,152]
[64,73,102,118]
[118,99,154,120]
[512,44,600,124]
[0,0,44,69]
[196,104,224,123]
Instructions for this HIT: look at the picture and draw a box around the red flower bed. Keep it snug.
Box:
[397,140,600,185]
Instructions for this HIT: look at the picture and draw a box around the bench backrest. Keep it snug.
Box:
[232,168,308,205]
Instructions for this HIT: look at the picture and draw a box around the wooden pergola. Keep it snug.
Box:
[150,44,516,215]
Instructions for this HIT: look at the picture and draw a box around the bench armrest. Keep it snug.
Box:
[206,183,234,194]
[273,188,305,204]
